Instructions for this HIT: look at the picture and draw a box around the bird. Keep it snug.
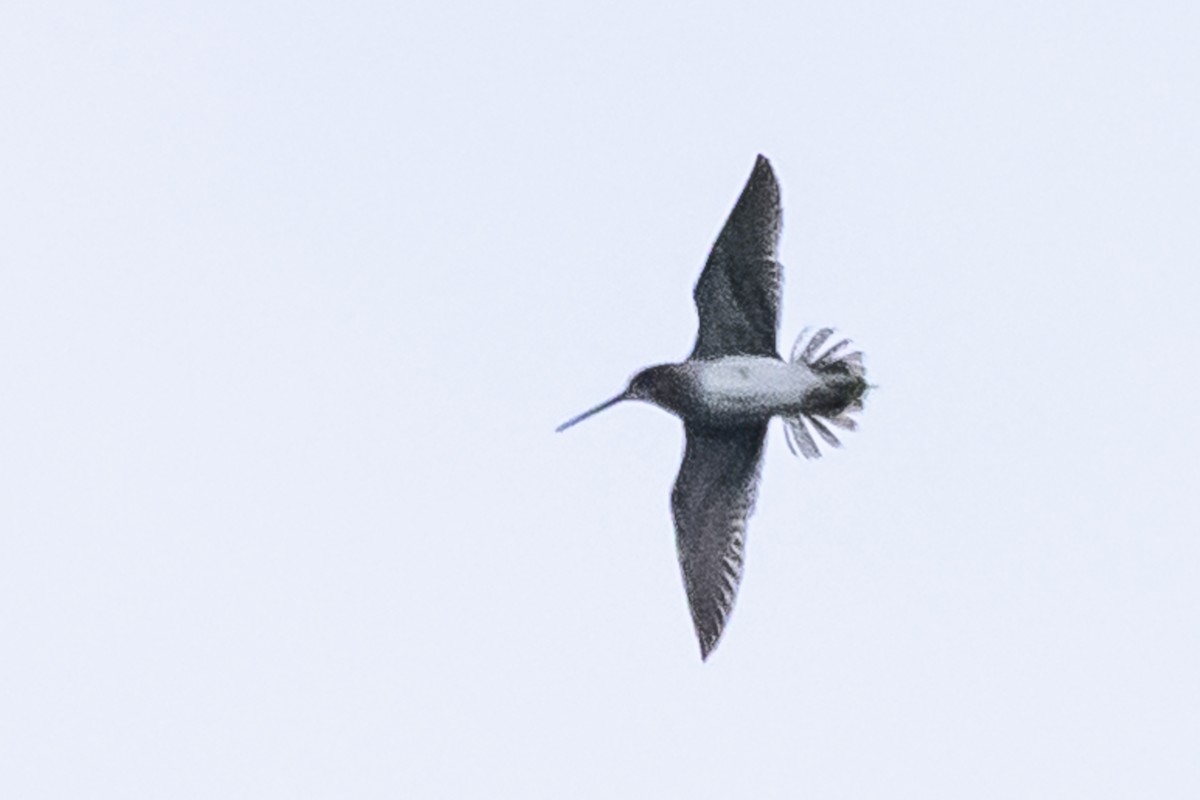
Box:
[557,155,868,660]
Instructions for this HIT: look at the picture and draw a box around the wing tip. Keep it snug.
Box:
[697,628,720,661]
[693,609,730,661]
[751,153,776,185]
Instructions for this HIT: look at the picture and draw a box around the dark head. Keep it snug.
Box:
[556,364,682,433]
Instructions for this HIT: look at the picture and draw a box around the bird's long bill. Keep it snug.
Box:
[555,393,628,433]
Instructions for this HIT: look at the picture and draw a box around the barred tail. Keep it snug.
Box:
[783,327,867,460]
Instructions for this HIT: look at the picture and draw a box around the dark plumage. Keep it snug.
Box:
[559,156,868,659]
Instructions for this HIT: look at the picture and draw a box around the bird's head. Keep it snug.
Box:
[626,365,676,401]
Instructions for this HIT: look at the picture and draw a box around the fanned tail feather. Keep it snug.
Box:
[783,327,868,459]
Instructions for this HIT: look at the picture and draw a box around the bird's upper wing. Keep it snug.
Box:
[689,155,783,361]
[671,421,768,659]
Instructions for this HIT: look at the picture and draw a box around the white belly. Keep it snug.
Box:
[691,357,820,422]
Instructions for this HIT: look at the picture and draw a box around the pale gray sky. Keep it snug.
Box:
[3,2,1199,798]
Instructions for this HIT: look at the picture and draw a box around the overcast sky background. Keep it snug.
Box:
[3,2,1199,798]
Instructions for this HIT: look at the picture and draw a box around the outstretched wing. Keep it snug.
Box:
[671,421,768,660]
[690,155,783,361]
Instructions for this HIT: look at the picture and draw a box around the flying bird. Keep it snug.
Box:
[558,156,868,659]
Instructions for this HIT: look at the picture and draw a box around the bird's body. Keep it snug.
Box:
[558,155,868,659]
[631,356,846,427]
[690,357,820,422]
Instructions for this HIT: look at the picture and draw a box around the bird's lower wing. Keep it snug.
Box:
[671,421,768,659]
